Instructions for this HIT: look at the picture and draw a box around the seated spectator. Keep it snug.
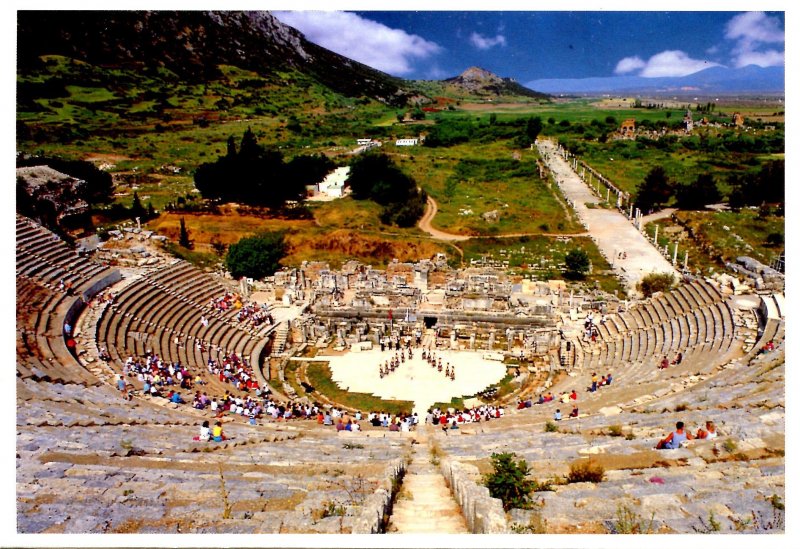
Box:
[569,406,579,418]
[212,421,226,442]
[695,420,719,440]
[194,420,211,442]
[554,409,562,421]
[569,390,578,400]
[672,352,683,365]
[659,356,669,370]
[656,421,692,449]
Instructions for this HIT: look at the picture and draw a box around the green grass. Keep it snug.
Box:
[394,140,583,236]
[302,362,414,415]
[458,235,624,294]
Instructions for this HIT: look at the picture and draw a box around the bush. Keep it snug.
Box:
[610,504,655,534]
[607,424,623,437]
[566,460,605,484]
[637,272,676,297]
[544,421,560,433]
[564,248,590,279]
[483,452,535,511]
[225,231,286,280]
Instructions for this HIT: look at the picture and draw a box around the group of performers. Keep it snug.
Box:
[376,346,456,381]
[421,349,455,381]
[378,347,414,378]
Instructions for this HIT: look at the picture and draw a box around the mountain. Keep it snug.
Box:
[444,66,549,99]
[17,11,421,106]
[526,65,784,95]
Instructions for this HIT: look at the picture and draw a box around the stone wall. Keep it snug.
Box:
[350,457,406,534]
[439,457,508,533]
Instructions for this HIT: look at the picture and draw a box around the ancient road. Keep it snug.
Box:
[537,139,678,290]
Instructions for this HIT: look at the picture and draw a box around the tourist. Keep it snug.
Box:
[672,352,683,365]
[570,389,578,400]
[605,373,613,386]
[569,406,579,418]
[656,421,692,449]
[554,409,562,421]
[193,420,211,442]
[695,420,718,440]
[659,356,669,370]
[590,373,598,392]
[212,421,226,442]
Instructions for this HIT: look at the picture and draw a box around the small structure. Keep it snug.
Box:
[395,138,419,147]
[16,165,89,224]
[619,119,636,139]
[318,167,350,199]
[682,109,694,133]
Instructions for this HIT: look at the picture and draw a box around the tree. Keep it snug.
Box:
[130,191,146,219]
[178,217,192,249]
[635,166,674,212]
[674,173,721,210]
[564,248,590,279]
[483,452,535,511]
[637,272,676,297]
[444,177,458,203]
[225,231,287,280]
[411,107,426,120]
[525,116,543,144]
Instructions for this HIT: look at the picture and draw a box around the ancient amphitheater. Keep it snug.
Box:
[15,213,785,535]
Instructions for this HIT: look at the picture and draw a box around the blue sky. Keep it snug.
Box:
[273,11,785,84]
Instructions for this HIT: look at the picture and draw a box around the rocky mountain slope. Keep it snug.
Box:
[17,10,420,106]
[444,66,549,99]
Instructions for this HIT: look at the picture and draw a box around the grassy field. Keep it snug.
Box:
[299,362,414,416]
[391,140,584,236]
[459,235,624,294]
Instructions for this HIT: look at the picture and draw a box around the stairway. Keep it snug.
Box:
[270,322,289,357]
[386,428,469,534]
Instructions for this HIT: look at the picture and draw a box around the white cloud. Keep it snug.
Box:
[725,12,784,68]
[639,50,721,77]
[734,49,784,68]
[273,11,441,75]
[469,32,507,50]
[614,56,646,75]
[613,50,721,78]
[725,12,784,44]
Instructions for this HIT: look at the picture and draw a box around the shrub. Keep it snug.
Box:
[722,438,738,454]
[637,272,676,297]
[610,504,655,534]
[225,231,287,280]
[483,452,535,511]
[544,421,559,433]
[607,424,623,437]
[566,460,605,484]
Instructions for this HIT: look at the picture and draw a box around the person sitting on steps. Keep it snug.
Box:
[656,421,692,449]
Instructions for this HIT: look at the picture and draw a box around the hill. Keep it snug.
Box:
[410,66,550,103]
[17,10,422,107]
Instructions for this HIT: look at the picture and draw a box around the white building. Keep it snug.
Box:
[395,138,419,146]
[318,166,350,198]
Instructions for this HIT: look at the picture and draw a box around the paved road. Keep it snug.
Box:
[537,139,678,291]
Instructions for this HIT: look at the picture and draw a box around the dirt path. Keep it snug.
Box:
[418,195,589,241]
[641,208,677,224]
